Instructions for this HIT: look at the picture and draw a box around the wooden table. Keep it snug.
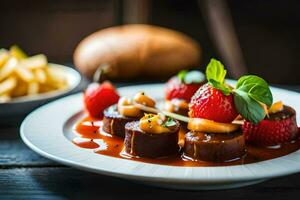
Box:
[1,83,300,199]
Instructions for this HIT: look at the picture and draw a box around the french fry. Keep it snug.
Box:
[27,81,39,95]
[20,54,47,69]
[0,49,9,67]
[0,45,69,102]
[14,65,35,82]
[10,79,28,97]
[34,68,47,83]
[39,84,55,93]
[0,77,17,95]
[10,45,27,60]
[0,57,18,82]
[45,67,68,89]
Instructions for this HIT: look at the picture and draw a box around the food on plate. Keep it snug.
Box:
[233,74,298,146]
[102,105,139,138]
[189,60,239,123]
[74,24,201,80]
[84,82,120,118]
[124,114,180,158]
[0,45,68,102]
[72,58,300,167]
[165,70,206,102]
[102,92,155,137]
[243,103,298,146]
[189,83,238,123]
[184,58,283,161]
[184,60,246,161]
[164,70,206,116]
[184,131,245,162]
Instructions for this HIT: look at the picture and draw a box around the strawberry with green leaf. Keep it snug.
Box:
[189,58,273,124]
[189,58,300,146]
[189,59,238,123]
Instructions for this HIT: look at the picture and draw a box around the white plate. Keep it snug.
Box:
[20,83,300,190]
[0,63,81,120]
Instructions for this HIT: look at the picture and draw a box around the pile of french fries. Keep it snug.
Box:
[0,46,68,103]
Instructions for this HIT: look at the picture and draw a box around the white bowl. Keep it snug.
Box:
[0,63,81,121]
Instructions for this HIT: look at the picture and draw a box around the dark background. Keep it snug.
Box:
[0,0,299,84]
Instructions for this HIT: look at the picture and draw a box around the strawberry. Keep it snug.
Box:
[189,58,272,124]
[165,77,203,102]
[84,81,120,118]
[189,83,238,123]
[165,70,206,102]
[243,106,299,146]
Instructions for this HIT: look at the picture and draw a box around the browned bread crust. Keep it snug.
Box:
[74,24,201,80]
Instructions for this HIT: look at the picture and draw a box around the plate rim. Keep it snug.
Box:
[20,83,300,183]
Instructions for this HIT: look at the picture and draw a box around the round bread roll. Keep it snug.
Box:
[73,24,201,80]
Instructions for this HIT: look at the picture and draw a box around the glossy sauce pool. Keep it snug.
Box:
[72,116,300,167]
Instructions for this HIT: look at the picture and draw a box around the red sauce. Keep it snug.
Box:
[74,117,102,139]
[72,137,100,149]
[72,116,300,167]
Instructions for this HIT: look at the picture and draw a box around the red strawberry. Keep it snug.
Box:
[189,83,238,123]
[165,76,204,102]
[84,81,120,118]
[243,106,299,146]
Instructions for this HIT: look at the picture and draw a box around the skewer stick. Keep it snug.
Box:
[133,102,189,122]
[161,110,189,123]
[133,102,243,125]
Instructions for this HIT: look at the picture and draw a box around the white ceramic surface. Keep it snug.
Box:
[0,63,81,120]
[20,83,300,190]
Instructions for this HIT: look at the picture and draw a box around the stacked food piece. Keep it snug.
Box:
[82,58,299,163]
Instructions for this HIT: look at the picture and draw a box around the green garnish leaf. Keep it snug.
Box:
[236,75,273,107]
[178,70,187,82]
[205,58,232,95]
[206,58,227,84]
[177,70,205,84]
[209,79,232,95]
[233,75,273,123]
[233,90,266,124]
[162,117,177,127]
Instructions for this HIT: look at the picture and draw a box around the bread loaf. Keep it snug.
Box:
[73,24,201,80]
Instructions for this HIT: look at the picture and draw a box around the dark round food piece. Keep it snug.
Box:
[124,121,180,158]
[183,131,246,162]
[268,105,295,120]
[102,104,139,138]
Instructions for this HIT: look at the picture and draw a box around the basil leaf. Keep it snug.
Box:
[209,79,232,95]
[178,70,187,82]
[206,58,227,84]
[236,75,273,107]
[234,90,266,124]
[236,75,269,90]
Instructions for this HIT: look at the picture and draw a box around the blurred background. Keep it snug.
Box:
[1,0,299,84]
